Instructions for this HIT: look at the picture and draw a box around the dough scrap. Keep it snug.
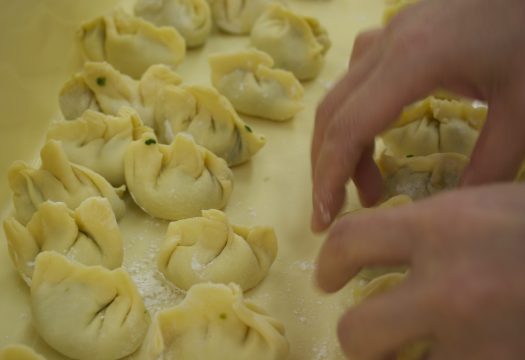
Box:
[209,49,304,121]
[3,197,123,285]
[79,9,185,78]
[158,209,277,291]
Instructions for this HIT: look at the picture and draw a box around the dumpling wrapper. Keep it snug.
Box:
[79,9,186,79]
[377,152,469,201]
[31,252,150,360]
[209,0,281,35]
[59,62,182,128]
[250,3,331,81]
[153,85,266,166]
[125,131,234,221]
[136,283,289,360]
[8,140,126,225]
[381,96,487,157]
[209,49,304,121]
[47,107,143,186]
[134,0,212,48]
[0,345,46,360]
[3,197,123,285]
[354,273,431,360]
[158,209,277,291]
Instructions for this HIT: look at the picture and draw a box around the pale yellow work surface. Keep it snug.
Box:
[0,0,383,359]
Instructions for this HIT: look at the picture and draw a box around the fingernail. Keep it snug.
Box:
[311,195,332,233]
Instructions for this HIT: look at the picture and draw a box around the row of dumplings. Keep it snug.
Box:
[80,1,331,81]
[4,67,289,358]
[2,3,311,358]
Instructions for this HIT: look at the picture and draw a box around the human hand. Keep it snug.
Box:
[316,183,525,359]
[310,0,525,231]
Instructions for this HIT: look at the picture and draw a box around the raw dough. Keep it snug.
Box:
[31,252,150,360]
[209,48,304,121]
[3,197,123,285]
[124,130,234,221]
[158,209,277,291]
[79,9,186,78]
[8,140,126,225]
[47,107,143,186]
[251,3,331,81]
[137,283,289,360]
[134,0,212,48]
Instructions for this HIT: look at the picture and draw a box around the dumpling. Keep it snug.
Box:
[79,10,186,79]
[353,195,412,281]
[209,49,304,121]
[137,283,289,360]
[383,0,419,24]
[3,197,123,285]
[209,0,281,35]
[59,62,182,127]
[158,209,277,291]
[0,345,46,360]
[377,152,468,201]
[250,4,331,81]
[125,131,234,221]
[134,0,212,48]
[153,85,266,166]
[47,108,144,186]
[31,252,150,360]
[354,273,430,360]
[8,140,126,225]
[381,96,487,157]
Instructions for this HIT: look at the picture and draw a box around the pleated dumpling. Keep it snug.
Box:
[3,197,123,285]
[378,152,468,201]
[138,283,289,360]
[209,49,304,121]
[354,273,430,360]
[125,131,234,221]
[158,209,277,291]
[79,10,186,79]
[209,0,281,35]
[8,140,126,225]
[251,4,331,81]
[31,252,150,360]
[154,85,266,166]
[0,345,46,360]
[134,0,212,48]
[381,96,487,157]
[59,61,182,127]
[47,108,144,186]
